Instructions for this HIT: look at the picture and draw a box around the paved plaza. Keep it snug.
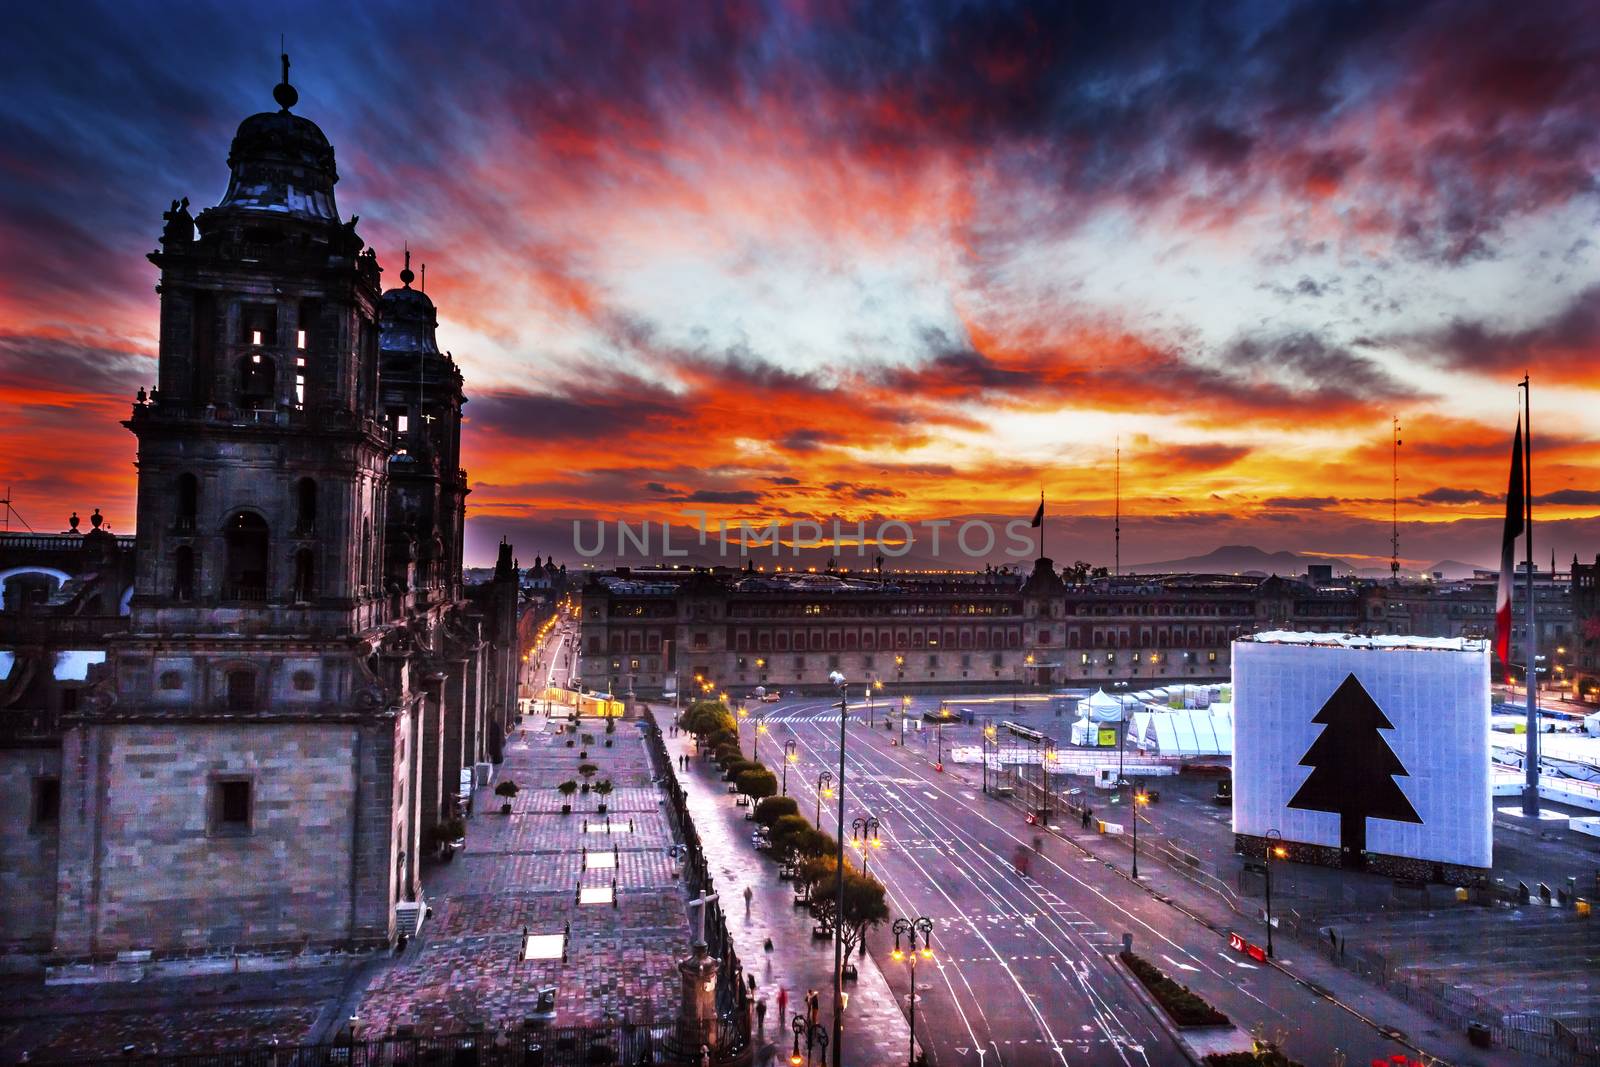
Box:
[351,714,693,1036]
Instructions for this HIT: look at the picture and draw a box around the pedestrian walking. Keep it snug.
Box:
[776,987,788,1029]
[756,996,767,1038]
[1081,805,1092,830]
[744,885,753,917]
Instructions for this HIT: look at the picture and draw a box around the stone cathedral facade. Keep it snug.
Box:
[0,64,522,962]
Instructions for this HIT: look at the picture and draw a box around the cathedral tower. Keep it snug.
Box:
[54,59,408,959]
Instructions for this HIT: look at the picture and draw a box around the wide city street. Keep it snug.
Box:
[755,691,1445,1067]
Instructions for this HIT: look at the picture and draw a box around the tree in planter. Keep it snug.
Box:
[794,853,835,905]
[767,814,812,858]
[428,817,467,860]
[594,779,614,812]
[723,758,761,782]
[494,780,519,814]
[753,796,799,827]
[557,780,578,813]
[735,767,778,804]
[578,762,599,779]
[681,700,734,740]
[807,866,888,960]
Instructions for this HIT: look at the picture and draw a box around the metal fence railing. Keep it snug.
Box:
[1275,910,1600,1067]
[641,708,751,1061]
[26,1023,675,1067]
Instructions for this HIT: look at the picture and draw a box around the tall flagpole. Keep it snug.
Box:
[1522,376,1539,817]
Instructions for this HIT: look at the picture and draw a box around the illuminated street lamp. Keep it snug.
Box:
[790,1012,827,1067]
[895,654,905,682]
[1131,785,1150,879]
[783,739,798,796]
[891,916,934,1067]
[899,695,912,746]
[815,771,834,827]
[756,716,769,763]
[850,815,881,879]
[1264,828,1287,957]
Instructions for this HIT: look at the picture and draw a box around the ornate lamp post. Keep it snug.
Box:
[899,695,912,746]
[783,739,798,796]
[891,916,934,1067]
[828,671,849,1067]
[815,771,834,827]
[755,716,769,763]
[850,815,881,879]
[1264,828,1286,957]
[737,703,749,755]
[869,679,884,727]
[790,1012,828,1067]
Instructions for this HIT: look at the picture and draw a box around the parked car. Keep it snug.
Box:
[761,692,781,702]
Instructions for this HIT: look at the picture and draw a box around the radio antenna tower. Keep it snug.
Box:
[1114,437,1121,578]
[0,486,35,533]
[1391,417,1402,584]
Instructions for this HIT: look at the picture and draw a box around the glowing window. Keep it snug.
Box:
[251,330,262,346]
[296,329,306,349]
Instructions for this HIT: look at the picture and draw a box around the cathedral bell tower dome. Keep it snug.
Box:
[216,53,339,221]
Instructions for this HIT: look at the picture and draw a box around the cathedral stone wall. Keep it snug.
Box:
[0,748,61,954]
[53,722,365,957]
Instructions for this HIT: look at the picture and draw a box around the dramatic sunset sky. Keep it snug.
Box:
[1,1,1597,569]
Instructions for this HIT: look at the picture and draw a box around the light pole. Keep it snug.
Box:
[783,739,798,796]
[891,916,934,1067]
[934,722,944,772]
[828,670,849,1067]
[790,1013,828,1067]
[1264,828,1286,957]
[815,771,834,828]
[982,720,996,795]
[1131,785,1149,879]
[899,695,911,746]
[868,679,883,727]
[756,716,769,764]
[851,816,881,880]
[737,703,749,756]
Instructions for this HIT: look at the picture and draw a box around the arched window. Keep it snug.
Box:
[223,512,269,601]
[177,474,198,530]
[293,547,315,602]
[239,354,275,406]
[295,478,317,534]
[173,546,195,601]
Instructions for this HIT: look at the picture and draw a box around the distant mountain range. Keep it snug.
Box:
[1126,544,1487,579]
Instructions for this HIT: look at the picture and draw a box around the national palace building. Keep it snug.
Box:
[578,556,1585,700]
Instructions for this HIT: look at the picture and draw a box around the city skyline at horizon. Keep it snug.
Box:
[2,2,1598,568]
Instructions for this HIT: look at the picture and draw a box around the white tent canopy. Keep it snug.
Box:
[1079,688,1126,723]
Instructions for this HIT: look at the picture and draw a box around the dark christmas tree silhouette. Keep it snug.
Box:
[1287,673,1421,863]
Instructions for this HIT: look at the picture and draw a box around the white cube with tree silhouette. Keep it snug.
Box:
[1232,632,1491,873]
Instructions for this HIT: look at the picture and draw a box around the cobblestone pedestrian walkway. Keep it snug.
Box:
[352,715,693,1036]
[655,709,917,1067]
